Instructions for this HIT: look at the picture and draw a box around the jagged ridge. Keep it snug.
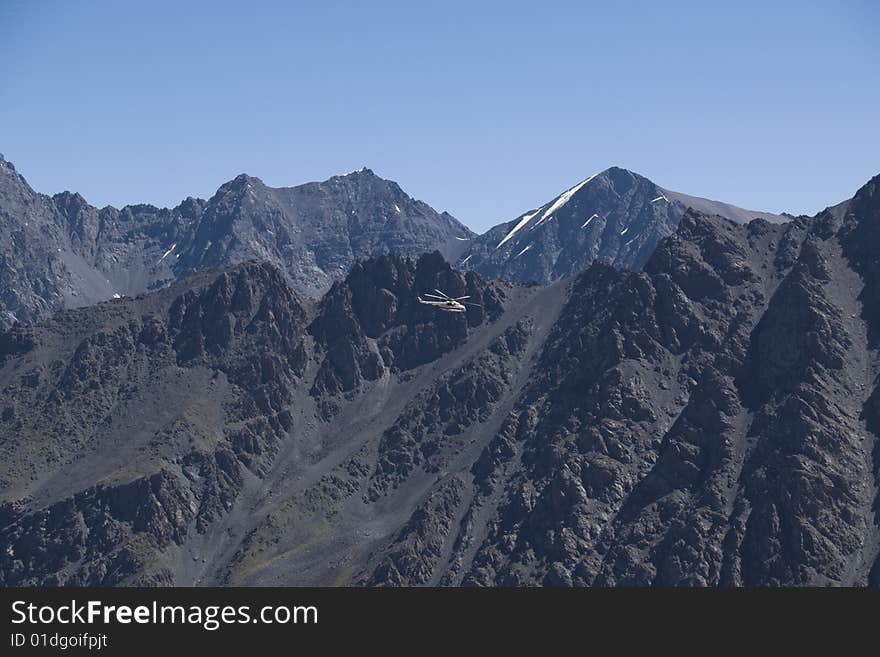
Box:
[0,153,472,331]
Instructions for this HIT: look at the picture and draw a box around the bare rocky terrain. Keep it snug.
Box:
[2,172,878,586]
[0,153,471,331]
[1,155,784,334]
[459,166,785,284]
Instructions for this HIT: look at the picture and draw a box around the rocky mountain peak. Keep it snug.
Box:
[211,173,266,199]
[597,165,646,188]
[52,190,89,214]
[0,154,32,194]
[323,167,408,202]
[461,166,784,285]
[337,166,376,178]
[0,152,17,174]
[459,166,680,283]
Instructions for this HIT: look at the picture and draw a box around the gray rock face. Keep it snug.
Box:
[461,166,785,285]
[0,154,472,331]
[454,180,879,586]
[0,153,204,332]
[1,168,878,588]
[0,252,509,585]
[173,169,472,297]
[0,261,310,584]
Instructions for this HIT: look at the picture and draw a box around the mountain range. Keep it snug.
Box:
[1,154,782,331]
[2,170,878,586]
[0,154,471,331]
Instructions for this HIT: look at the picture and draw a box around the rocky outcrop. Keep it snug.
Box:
[0,262,310,584]
[1,471,196,586]
[309,251,506,397]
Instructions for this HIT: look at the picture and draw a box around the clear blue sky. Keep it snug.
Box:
[1,1,877,232]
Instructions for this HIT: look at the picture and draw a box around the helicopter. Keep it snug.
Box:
[417,289,481,313]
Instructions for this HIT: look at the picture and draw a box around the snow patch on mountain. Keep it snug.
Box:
[537,173,599,223]
[496,209,541,249]
[158,244,177,263]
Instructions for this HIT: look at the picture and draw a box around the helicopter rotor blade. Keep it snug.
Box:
[452,296,471,301]
[434,289,452,299]
[423,293,447,300]
[465,302,482,308]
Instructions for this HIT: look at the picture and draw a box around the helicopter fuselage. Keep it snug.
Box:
[417,297,466,312]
